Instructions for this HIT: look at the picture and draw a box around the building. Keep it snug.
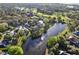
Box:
[37,20,45,27]
[0,42,6,49]
[68,35,79,48]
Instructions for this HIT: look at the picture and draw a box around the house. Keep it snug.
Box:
[11,39,17,45]
[25,23,30,28]
[73,31,79,36]
[10,30,15,36]
[37,20,45,27]
[26,12,33,17]
[7,19,20,27]
[0,42,6,48]
[68,35,79,48]
[0,50,9,55]
[2,39,11,45]
[70,39,79,48]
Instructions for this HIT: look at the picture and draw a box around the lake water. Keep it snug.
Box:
[22,23,67,55]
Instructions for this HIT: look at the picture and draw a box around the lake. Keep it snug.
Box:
[22,23,67,55]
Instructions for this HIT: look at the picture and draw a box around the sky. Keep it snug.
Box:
[0,0,79,3]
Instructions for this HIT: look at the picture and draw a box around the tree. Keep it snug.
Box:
[31,27,44,39]
[0,33,2,39]
[67,45,79,55]
[4,33,12,40]
[49,43,59,55]
[0,23,8,32]
[47,36,60,48]
[17,36,26,46]
[58,36,69,50]
[7,46,23,55]
[16,29,25,38]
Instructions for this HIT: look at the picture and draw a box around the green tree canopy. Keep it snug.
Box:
[7,46,23,55]
[0,23,8,32]
[47,36,60,48]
